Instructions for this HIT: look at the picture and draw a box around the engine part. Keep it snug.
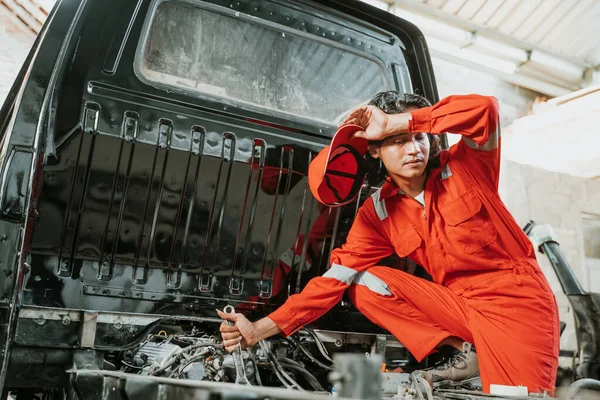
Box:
[223,352,255,382]
[329,353,383,400]
[133,340,182,371]
[381,372,411,395]
[299,328,333,363]
[259,340,304,390]
[563,378,600,400]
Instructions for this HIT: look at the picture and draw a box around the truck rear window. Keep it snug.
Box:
[136,0,390,124]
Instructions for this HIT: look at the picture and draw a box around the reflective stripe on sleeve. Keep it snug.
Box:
[322,263,357,285]
[353,271,392,296]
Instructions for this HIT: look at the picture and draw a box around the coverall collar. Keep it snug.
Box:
[378,150,450,201]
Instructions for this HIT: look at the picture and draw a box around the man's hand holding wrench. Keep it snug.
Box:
[218,305,253,385]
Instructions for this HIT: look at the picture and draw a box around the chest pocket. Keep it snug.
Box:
[394,225,422,257]
[440,188,497,254]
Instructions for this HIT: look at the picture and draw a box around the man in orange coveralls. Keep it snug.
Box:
[218,92,560,395]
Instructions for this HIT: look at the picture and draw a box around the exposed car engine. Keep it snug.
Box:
[119,330,227,382]
[103,318,459,400]
[113,323,341,392]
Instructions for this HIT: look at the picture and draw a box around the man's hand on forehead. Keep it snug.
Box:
[340,104,413,142]
[339,105,390,141]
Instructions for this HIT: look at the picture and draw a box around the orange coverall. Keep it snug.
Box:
[268,95,560,394]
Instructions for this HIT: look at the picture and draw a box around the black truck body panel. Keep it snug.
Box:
[0,0,439,393]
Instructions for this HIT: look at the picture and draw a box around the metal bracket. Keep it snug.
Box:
[529,223,559,249]
[79,311,98,348]
[371,334,387,356]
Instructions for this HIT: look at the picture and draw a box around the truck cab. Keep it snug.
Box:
[0,0,441,397]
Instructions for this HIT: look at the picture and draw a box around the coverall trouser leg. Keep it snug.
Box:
[346,266,559,395]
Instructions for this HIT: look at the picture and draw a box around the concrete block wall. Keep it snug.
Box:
[0,7,35,106]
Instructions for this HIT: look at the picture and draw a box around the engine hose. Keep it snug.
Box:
[277,356,303,367]
[267,358,296,389]
[169,348,211,378]
[249,350,263,386]
[259,340,304,390]
[564,378,600,400]
[150,352,180,375]
[299,329,333,363]
[279,362,325,392]
[286,337,333,371]
[121,360,144,370]
[278,357,325,392]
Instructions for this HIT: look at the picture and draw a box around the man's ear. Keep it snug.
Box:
[368,143,381,159]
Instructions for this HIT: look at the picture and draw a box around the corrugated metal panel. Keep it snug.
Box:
[412,0,600,67]
[10,0,600,68]
[0,0,52,33]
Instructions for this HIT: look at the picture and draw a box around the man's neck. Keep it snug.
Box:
[390,172,427,198]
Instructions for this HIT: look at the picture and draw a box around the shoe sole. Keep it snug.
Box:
[432,376,482,391]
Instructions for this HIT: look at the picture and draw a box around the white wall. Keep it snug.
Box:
[0,7,35,106]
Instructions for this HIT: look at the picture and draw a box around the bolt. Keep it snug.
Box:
[34,316,45,325]
[62,316,71,325]
[114,322,122,330]
[334,339,342,347]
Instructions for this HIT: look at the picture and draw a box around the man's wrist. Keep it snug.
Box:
[384,112,412,138]
[249,317,282,345]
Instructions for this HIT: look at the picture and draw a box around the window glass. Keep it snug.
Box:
[138,1,390,124]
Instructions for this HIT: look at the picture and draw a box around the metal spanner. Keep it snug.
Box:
[223,305,251,385]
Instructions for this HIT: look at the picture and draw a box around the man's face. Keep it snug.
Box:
[369,132,431,179]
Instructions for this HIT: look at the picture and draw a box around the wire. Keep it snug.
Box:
[121,360,145,370]
[286,337,333,371]
[277,357,325,392]
[279,362,325,391]
[259,340,303,390]
[168,350,210,378]
[299,329,333,363]
[249,349,263,386]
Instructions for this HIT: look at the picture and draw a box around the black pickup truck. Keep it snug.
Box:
[1,0,598,399]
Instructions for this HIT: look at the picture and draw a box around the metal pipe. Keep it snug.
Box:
[564,378,600,400]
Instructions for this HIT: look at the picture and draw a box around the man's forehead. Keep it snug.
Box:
[383,132,423,142]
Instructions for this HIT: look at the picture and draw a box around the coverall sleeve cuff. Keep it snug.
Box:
[268,308,299,337]
[409,107,432,133]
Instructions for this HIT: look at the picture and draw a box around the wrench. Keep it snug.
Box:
[223,305,251,385]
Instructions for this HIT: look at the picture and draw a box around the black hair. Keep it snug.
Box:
[365,91,441,185]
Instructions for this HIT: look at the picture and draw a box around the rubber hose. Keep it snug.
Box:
[564,378,600,400]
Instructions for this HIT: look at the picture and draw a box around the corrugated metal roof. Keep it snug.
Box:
[405,0,600,68]
[6,0,600,70]
[0,0,52,34]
